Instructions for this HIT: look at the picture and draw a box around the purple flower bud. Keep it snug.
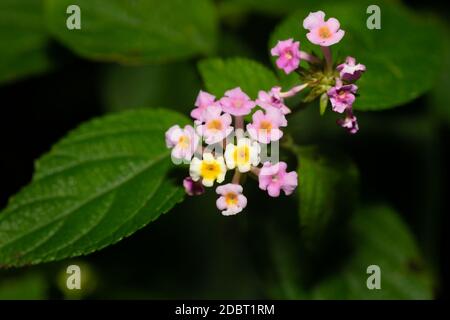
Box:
[336,56,366,82]
[183,177,205,196]
[337,110,359,134]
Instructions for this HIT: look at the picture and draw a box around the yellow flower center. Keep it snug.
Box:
[207,119,223,131]
[233,145,250,165]
[178,135,190,148]
[234,100,243,108]
[318,26,332,39]
[259,120,272,131]
[200,160,222,181]
[285,52,293,60]
[225,192,238,205]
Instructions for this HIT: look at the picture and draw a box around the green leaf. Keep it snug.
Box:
[319,92,328,115]
[269,0,443,111]
[198,57,279,98]
[100,62,201,113]
[296,147,358,242]
[0,0,53,84]
[221,0,332,16]
[313,205,434,299]
[0,109,188,267]
[45,0,218,64]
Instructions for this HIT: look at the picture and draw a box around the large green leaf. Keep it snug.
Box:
[296,147,359,242]
[198,57,279,98]
[45,0,218,64]
[0,109,188,267]
[313,205,434,299]
[269,0,443,110]
[0,0,52,84]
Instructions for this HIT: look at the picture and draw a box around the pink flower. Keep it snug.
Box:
[165,124,199,162]
[216,183,247,216]
[337,110,359,134]
[183,177,205,196]
[327,79,358,113]
[258,162,298,197]
[271,39,301,74]
[247,108,287,144]
[190,90,217,121]
[256,86,291,115]
[303,11,345,46]
[336,56,366,82]
[196,105,233,144]
[220,87,255,116]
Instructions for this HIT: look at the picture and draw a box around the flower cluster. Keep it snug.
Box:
[166,87,298,216]
[271,10,366,134]
[165,10,363,216]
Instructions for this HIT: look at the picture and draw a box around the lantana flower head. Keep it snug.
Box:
[271,39,301,74]
[220,87,255,116]
[303,11,345,46]
[166,10,365,215]
[216,183,247,216]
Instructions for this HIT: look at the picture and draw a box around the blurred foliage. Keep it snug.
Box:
[295,146,359,244]
[100,62,201,113]
[0,0,53,84]
[45,0,218,64]
[0,272,48,299]
[198,57,278,99]
[312,205,434,299]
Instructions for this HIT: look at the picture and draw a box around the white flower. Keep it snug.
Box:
[224,138,260,173]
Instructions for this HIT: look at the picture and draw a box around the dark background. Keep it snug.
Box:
[0,0,448,299]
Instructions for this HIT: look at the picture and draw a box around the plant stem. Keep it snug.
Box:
[321,46,333,73]
[280,83,308,98]
[232,170,241,184]
[299,51,320,64]
[235,116,244,139]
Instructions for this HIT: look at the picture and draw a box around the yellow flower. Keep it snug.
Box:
[189,153,227,187]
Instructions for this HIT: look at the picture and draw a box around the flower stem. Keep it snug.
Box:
[299,51,320,64]
[235,116,244,130]
[232,170,241,184]
[321,46,333,73]
[280,83,308,98]
[235,116,244,139]
[250,166,261,176]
